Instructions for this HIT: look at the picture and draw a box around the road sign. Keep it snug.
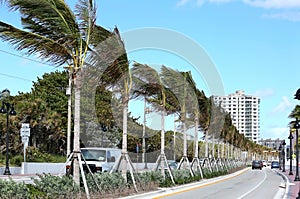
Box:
[21,123,30,128]
[20,127,30,137]
[22,136,29,143]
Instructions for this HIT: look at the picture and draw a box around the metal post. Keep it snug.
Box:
[1,102,16,175]
[282,140,286,172]
[289,129,294,175]
[293,89,300,199]
[295,118,300,181]
[3,108,10,175]
[296,120,300,199]
[279,144,282,170]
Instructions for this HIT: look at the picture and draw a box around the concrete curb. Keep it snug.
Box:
[274,169,289,199]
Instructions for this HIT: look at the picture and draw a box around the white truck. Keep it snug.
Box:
[66,147,122,174]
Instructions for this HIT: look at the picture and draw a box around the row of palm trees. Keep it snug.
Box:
[0,0,121,185]
[0,0,270,186]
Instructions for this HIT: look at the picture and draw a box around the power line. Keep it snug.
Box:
[0,72,32,82]
[0,49,61,82]
[0,49,53,66]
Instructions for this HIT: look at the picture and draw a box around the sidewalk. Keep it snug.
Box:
[279,160,300,199]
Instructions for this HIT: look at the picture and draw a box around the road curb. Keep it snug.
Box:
[273,169,289,199]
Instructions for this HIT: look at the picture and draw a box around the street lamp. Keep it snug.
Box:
[294,88,300,100]
[294,89,300,198]
[294,118,300,181]
[289,129,294,175]
[279,143,282,170]
[0,102,16,175]
[282,140,286,172]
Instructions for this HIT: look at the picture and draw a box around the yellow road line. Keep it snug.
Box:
[153,168,250,199]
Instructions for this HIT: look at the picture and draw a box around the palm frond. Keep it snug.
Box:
[0,21,71,65]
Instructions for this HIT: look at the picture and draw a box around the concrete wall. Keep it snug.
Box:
[0,167,21,175]
[21,162,66,175]
[0,162,160,175]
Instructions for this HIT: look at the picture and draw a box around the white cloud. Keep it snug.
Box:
[196,0,206,6]
[253,88,275,98]
[243,0,300,9]
[176,0,235,7]
[176,0,191,7]
[209,0,235,3]
[272,96,293,113]
[263,126,289,140]
[177,0,300,9]
[262,11,300,21]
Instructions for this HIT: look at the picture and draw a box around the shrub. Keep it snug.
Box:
[32,173,79,198]
[0,179,29,199]
[137,171,163,190]
[10,155,24,166]
[25,147,66,163]
[86,172,128,196]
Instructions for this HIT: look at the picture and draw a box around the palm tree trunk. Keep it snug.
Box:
[67,70,72,157]
[217,141,220,159]
[205,133,209,158]
[173,115,176,161]
[212,133,215,158]
[194,119,199,158]
[160,109,165,177]
[142,98,146,165]
[73,73,81,185]
[222,141,225,159]
[122,95,128,180]
[183,120,187,157]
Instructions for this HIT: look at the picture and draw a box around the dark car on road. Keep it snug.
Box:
[271,161,280,169]
[252,160,263,170]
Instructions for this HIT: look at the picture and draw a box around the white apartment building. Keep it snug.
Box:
[213,90,260,143]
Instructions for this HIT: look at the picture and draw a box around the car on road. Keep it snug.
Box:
[252,160,263,170]
[165,160,178,170]
[271,161,280,169]
[262,160,267,167]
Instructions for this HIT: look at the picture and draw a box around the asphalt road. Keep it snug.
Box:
[123,167,286,199]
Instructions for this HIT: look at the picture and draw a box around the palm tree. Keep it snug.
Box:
[0,0,114,185]
[131,63,176,183]
[182,74,204,177]
[161,67,198,176]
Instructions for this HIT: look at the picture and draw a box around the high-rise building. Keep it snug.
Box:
[213,90,260,143]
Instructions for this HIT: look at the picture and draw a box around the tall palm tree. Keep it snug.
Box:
[182,73,204,177]
[131,63,176,183]
[0,0,114,185]
[161,67,198,176]
[289,105,300,119]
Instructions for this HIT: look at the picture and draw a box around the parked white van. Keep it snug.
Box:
[66,147,122,174]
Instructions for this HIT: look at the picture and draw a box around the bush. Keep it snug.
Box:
[32,173,80,198]
[25,147,66,163]
[86,172,128,197]
[0,179,29,199]
[137,171,163,190]
[10,155,24,166]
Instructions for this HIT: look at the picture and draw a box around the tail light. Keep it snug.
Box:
[96,167,102,172]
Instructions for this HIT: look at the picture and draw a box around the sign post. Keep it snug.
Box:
[20,123,30,162]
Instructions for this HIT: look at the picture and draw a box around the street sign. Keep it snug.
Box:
[22,136,29,143]
[21,123,30,128]
[20,128,30,137]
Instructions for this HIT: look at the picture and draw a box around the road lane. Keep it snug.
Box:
[152,167,284,199]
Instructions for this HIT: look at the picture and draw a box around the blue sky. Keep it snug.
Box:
[1,0,300,141]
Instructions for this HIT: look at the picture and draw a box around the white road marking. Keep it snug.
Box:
[236,169,267,199]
